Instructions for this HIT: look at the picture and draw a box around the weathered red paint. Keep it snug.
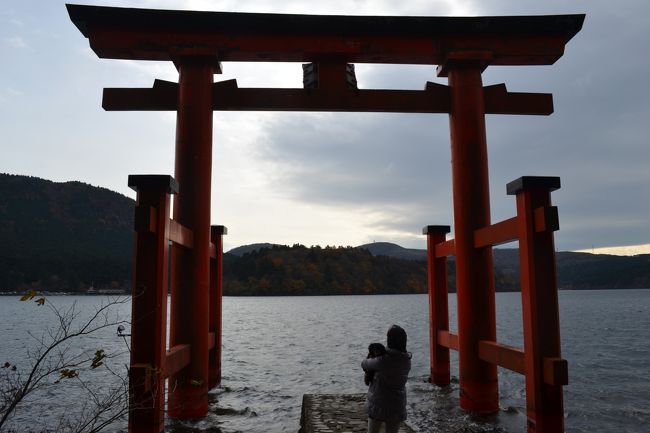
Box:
[445,61,499,413]
[127,175,178,433]
[435,239,456,258]
[168,219,194,248]
[168,57,215,419]
[437,331,459,351]
[509,177,565,432]
[474,216,519,248]
[429,176,568,433]
[478,340,525,375]
[423,225,451,386]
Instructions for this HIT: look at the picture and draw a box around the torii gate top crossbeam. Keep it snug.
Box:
[67,4,584,66]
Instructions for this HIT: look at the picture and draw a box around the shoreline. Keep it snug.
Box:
[1,287,649,297]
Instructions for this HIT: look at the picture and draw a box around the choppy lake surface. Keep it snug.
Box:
[1,290,649,432]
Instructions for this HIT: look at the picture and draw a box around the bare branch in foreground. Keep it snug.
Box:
[0,296,131,433]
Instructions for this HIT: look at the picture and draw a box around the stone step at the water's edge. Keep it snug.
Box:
[300,394,415,433]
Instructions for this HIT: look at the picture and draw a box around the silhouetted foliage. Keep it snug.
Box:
[221,245,529,295]
[223,244,429,296]
[490,248,650,290]
[0,174,133,292]
[555,251,650,289]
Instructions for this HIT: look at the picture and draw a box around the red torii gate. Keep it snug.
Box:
[67,4,584,433]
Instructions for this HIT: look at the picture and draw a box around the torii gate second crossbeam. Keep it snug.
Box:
[67,4,584,433]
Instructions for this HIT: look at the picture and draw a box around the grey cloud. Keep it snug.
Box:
[257,112,453,207]
[253,0,650,251]
[21,0,646,253]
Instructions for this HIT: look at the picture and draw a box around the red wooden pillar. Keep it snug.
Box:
[168,55,217,418]
[423,225,451,386]
[209,225,227,389]
[440,53,499,413]
[127,175,178,433]
[508,176,567,433]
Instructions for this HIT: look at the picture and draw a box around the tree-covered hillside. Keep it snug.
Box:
[223,244,428,296]
[222,244,523,295]
[0,174,134,291]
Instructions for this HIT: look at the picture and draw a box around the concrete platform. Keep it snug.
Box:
[299,394,415,433]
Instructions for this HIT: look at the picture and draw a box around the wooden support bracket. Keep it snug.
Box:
[169,219,194,248]
[543,357,568,386]
[474,216,519,248]
[104,78,553,116]
[435,239,456,258]
[478,340,525,375]
[483,83,553,115]
[438,330,459,350]
[130,363,155,393]
[165,344,191,378]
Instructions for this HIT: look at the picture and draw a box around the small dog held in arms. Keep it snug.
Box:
[364,342,387,385]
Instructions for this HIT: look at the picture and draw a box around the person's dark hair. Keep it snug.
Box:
[386,324,407,353]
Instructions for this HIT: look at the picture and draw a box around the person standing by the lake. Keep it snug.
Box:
[361,324,412,433]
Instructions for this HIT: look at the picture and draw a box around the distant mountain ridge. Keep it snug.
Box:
[233,242,650,291]
[357,243,650,290]
[1,173,649,293]
[228,243,277,257]
[356,242,426,261]
[228,242,427,261]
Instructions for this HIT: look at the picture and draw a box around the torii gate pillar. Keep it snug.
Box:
[168,54,218,418]
[441,55,498,412]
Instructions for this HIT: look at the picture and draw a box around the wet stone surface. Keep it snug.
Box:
[300,394,415,433]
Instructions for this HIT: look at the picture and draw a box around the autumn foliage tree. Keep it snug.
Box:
[223,244,429,296]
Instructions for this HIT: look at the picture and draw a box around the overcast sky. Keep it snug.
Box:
[1,0,649,254]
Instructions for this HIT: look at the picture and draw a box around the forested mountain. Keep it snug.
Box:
[223,244,428,296]
[1,173,648,294]
[0,173,134,292]
[228,244,650,293]
[555,251,650,289]
[223,244,524,294]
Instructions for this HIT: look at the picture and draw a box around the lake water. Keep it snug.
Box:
[1,290,649,432]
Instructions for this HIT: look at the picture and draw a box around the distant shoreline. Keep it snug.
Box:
[1,287,649,297]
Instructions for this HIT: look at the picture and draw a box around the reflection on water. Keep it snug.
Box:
[1,290,649,432]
